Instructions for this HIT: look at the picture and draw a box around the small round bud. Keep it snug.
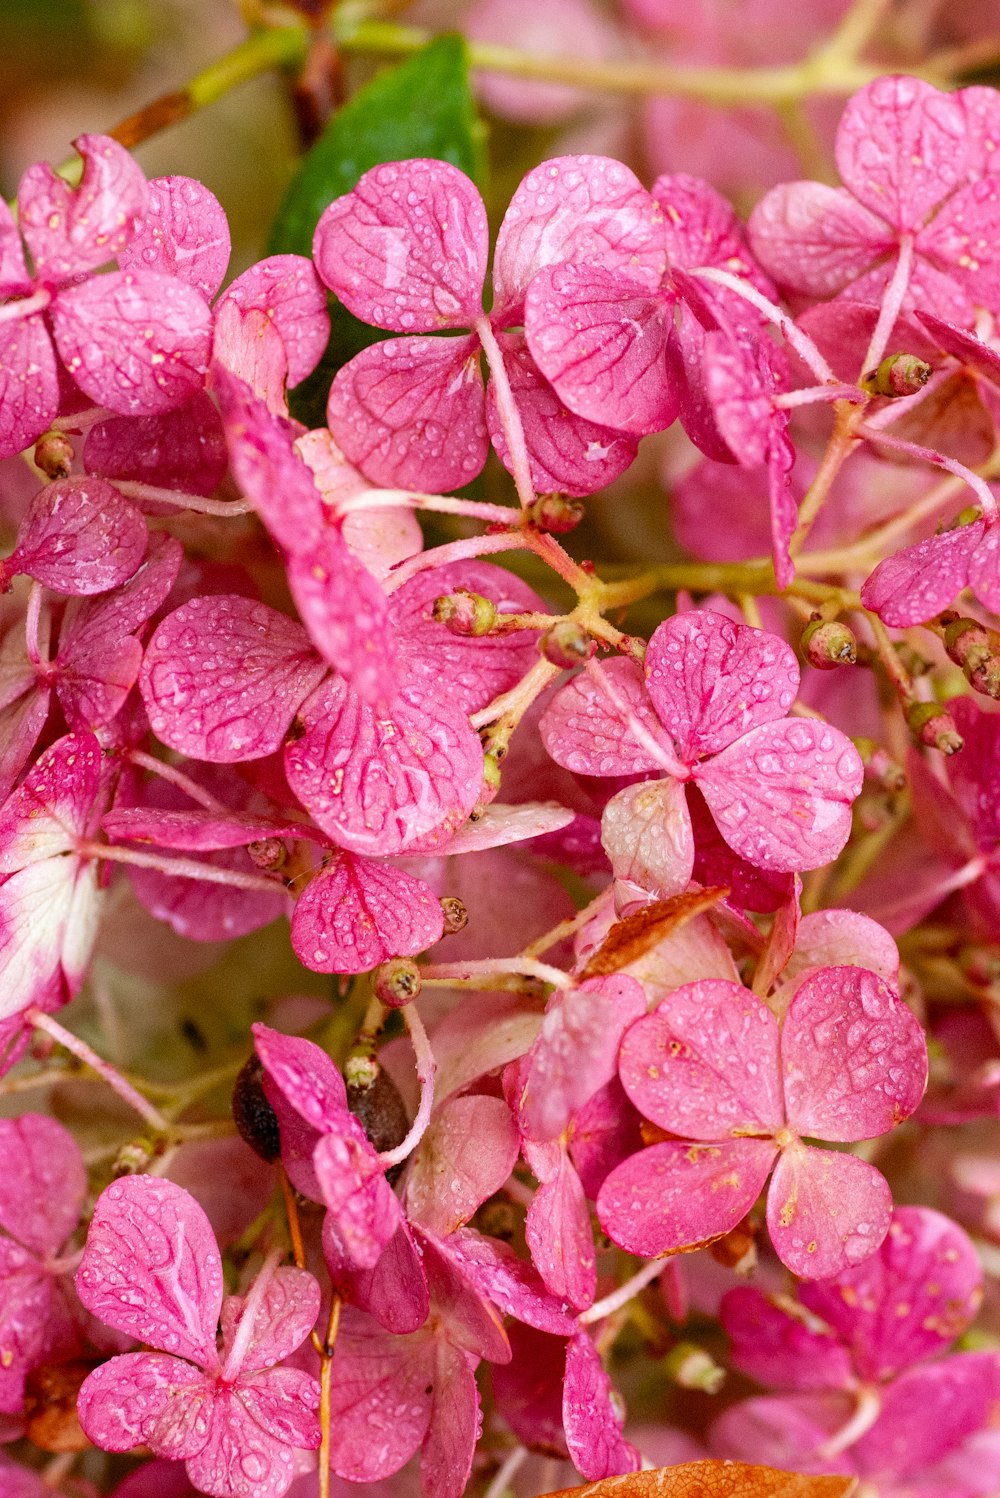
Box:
[33,431,75,480]
[942,616,1000,698]
[663,1342,726,1394]
[232,1054,281,1162]
[801,617,857,670]
[440,895,468,935]
[528,493,585,533]
[862,352,932,398]
[907,700,964,755]
[247,837,287,871]
[372,957,422,1007]
[112,1138,156,1177]
[539,619,596,668]
[432,590,497,636]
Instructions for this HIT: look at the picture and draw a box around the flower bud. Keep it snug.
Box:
[372,956,422,1007]
[440,895,468,934]
[247,837,287,871]
[528,493,585,533]
[33,431,75,480]
[112,1137,157,1177]
[907,700,964,755]
[432,590,497,636]
[801,617,857,670]
[862,352,932,398]
[540,619,596,668]
[942,615,1000,699]
[232,1054,281,1162]
[663,1342,726,1394]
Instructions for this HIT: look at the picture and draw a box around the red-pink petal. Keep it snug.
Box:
[213,367,322,552]
[3,477,146,596]
[969,523,1000,614]
[253,1023,348,1128]
[290,855,444,974]
[119,175,231,300]
[748,182,891,297]
[406,1094,518,1235]
[540,657,668,777]
[0,316,59,461]
[525,1148,596,1309]
[18,134,147,280]
[766,1142,892,1279]
[853,1355,1000,1479]
[220,255,330,386]
[327,1310,433,1481]
[313,159,487,330]
[285,528,397,706]
[0,730,103,870]
[326,334,487,492]
[564,1332,640,1480]
[0,198,30,294]
[721,1285,855,1393]
[600,778,695,898]
[861,523,984,626]
[84,392,228,497]
[183,1381,314,1497]
[0,1114,85,1256]
[314,1126,401,1270]
[211,303,289,416]
[234,1366,322,1454]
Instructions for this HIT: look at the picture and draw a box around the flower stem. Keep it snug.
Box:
[24,1009,169,1132]
[113,480,255,518]
[377,1005,436,1169]
[690,267,837,383]
[579,1257,666,1324]
[318,1294,343,1498]
[79,841,287,895]
[475,317,536,510]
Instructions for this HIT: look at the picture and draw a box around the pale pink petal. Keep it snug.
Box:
[220,255,330,386]
[597,1138,777,1257]
[620,978,783,1137]
[327,1310,433,1481]
[342,502,423,580]
[183,1383,312,1498]
[969,523,1000,614]
[525,263,679,435]
[835,76,971,231]
[285,676,482,856]
[492,155,665,318]
[710,1391,853,1474]
[212,304,289,415]
[645,610,800,760]
[77,1352,211,1458]
[801,1205,983,1382]
[52,270,212,416]
[1,477,145,596]
[747,182,891,296]
[0,316,59,461]
[853,1355,1000,1480]
[781,966,927,1140]
[85,392,228,497]
[766,1142,893,1279]
[140,596,325,762]
[783,909,899,989]
[563,1332,640,1479]
[919,178,1000,311]
[428,801,574,856]
[313,160,487,330]
[0,859,85,1019]
[540,657,668,776]
[486,330,638,496]
[861,522,984,626]
[285,528,397,706]
[119,176,231,300]
[75,1176,224,1366]
[313,1127,401,1269]
[218,1269,320,1375]
[406,1095,518,1235]
[720,1285,855,1393]
[525,1148,596,1309]
[0,1114,85,1255]
[326,334,487,492]
[18,134,147,280]
[0,729,103,870]
[695,719,863,871]
[290,855,444,974]
[600,778,695,898]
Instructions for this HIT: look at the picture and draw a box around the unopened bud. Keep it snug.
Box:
[247,837,287,871]
[112,1137,156,1177]
[540,619,596,668]
[33,431,74,480]
[372,957,422,1007]
[663,1342,726,1394]
[862,352,932,398]
[907,700,964,755]
[942,615,1000,699]
[232,1055,281,1162]
[440,895,468,935]
[801,616,857,670]
[432,590,497,636]
[528,493,585,533]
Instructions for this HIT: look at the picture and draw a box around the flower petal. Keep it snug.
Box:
[18,134,147,280]
[119,175,231,300]
[290,855,444,974]
[766,1141,892,1279]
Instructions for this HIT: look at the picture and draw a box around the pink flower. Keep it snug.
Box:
[76,1177,321,1498]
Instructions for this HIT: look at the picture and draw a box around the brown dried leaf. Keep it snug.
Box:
[24,1358,99,1452]
[541,1460,857,1498]
[579,888,729,979]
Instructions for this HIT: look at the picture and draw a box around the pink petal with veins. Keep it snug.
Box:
[326,1310,434,1481]
[406,1095,518,1235]
[285,527,396,706]
[486,330,638,496]
[525,263,679,435]
[212,304,289,416]
[253,1024,348,1127]
[2,477,145,596]
[861,522,984,626]
[492,155,665,319]
[646,609,799,760]
[76,1177,223,1366]
[766,1142,893,1279]
[119,175,231,300]
[919,178,1000,309]
[213,368,322,551]
[285,676,481,856]
[0,730,102,870]
[313,159,488,330]
[0,854,96,1018]
[801,1206,982,1383]
[323,1218,429,1334]
[570,1079,646,1199]
[220,255,330,386]
[77,1352,212,1457]
[564,1332,640,1480]
[597,1138,777,1257]
[525,1147,596,1309]
[695,718,863,871]
[140,595,325,762]
[326,334,487,492]
[540,657,667,777]
[18,134,147,281]
[835,76,971,231]
[916,310,1000,385]
[445,1227,575,1336]
[418,1228,510,1362]
[491,1323,568,1456]
[85,392,228,497]
[52,270,212,416]
[781,966,927,1141]
[687,783,793,914]
[0,198,30,294]
[721,1285,855,1393]
[654,172,776,296]
[0,316,59,460]
[620,979,783,1137]
[748,182,891,296]
[0,1114,85,1255]
[220,1268,320,1373]
[183,1381,315,1498]
[290,855,444,974]
[426,801,574,856]
[102,806,306,852]
[853,1355,1000,1480]
[784,909,898,987]
[235,1367,322,1452]
[0,1241,79,1414]
[127,849,286,944]
[313,1127,401,1269]
[600,778,695,897]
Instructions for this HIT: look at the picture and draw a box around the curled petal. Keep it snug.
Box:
[564,1332,640,1480]
[861,523,984,627]
[0,316,59,461]
[766,1142,893,1280]
[220,255,330,386]
[290,855,444,974]
[18,134,147,281]
[119,175,231,300]
[313,1127,401,1269]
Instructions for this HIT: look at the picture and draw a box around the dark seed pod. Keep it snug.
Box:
[232,1054,281,1162]
[347,1061,410,1168]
